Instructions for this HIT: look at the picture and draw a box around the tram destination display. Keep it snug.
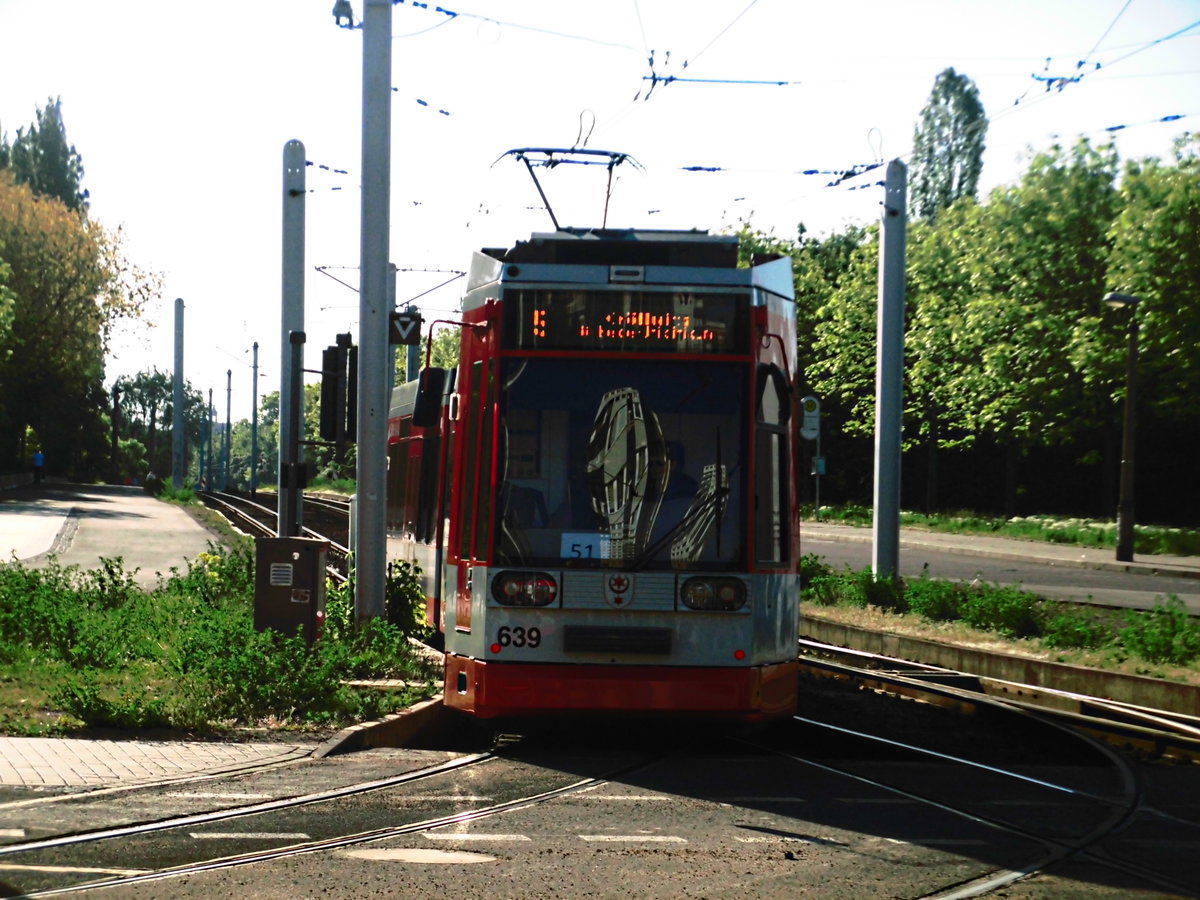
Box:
[504,289,749,353]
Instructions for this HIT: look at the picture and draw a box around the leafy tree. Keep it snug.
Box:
[1099,133,1200,426]
[0,98,88,212]
[910,68,987,222]
[948,139,1119,513]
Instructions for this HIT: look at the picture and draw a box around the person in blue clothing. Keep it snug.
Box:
[32,450,44,484]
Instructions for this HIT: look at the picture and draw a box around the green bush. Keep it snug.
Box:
[0,545,438,735]
[961,585,1041,639]
[1119,596,1200,665]
[1040,605,1113,650]
[904,576,965,621]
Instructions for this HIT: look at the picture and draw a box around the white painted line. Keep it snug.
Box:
[424,833,531,841]
[579,795,676,801]
[580,835,687,843]
[734,836,810,843]
[166,792,272,800]
[190,832,310,840]
[0,864,149,876]
[0,828,26,837]
[343,848,497,864]
[402,796,493,802]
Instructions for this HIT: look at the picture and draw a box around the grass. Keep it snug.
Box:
[0,544,439,737]
[802,555,1200,676]
[805,505,1200,556]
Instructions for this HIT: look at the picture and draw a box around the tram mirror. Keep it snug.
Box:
[412,367,447,427]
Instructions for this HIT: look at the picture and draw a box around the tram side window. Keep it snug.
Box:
[755,365,790,565]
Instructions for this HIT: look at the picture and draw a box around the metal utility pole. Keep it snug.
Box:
[279,139,306,536]
[251,341,260,496]
[355,0,394,624]
[206,389,215,490]
[1104,292,1141,562]
[872,160,907,580]
[172,298,185,490]
[223,369,232,490]
[111,385,121,484]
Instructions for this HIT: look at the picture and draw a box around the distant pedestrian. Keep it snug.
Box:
[33,450,44,484]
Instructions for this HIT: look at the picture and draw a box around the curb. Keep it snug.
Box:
[312,698,461,757]
[802,615,1200,717]
[802,526,1200,581]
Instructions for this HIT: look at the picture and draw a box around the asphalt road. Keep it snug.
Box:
[801,526,1200,614]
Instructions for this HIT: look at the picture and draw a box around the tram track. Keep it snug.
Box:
[0,744,671,897]
[778,646,1200,896]
[198,490,350,582]
[798,637,1200,762]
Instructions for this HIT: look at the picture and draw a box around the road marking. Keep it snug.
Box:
[425,833,531,841]
[343,848,497,864]
[401,795,493,802]
[0,829,26,837]
[190,832,310,840]
[580,835,687,843]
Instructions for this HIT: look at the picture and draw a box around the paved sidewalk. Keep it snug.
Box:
[0,482,217,588]
[802,521,1200,580]
[0,737,317,792]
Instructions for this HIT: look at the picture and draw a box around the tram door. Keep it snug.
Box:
[451,358,495,635]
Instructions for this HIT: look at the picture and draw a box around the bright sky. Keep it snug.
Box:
[1,0,1197,425]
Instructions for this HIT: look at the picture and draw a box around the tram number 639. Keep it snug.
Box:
[497,625,541,649]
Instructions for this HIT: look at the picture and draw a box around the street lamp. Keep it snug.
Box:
[1103,291,1140,562]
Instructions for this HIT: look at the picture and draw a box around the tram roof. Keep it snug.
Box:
[467,227,794,301]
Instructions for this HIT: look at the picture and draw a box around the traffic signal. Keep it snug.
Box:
[319,333,355,444]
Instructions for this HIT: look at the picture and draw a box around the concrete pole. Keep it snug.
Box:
[280,140,306,535]
[355,0,393,624]
[872,160,907,580]
[172,298,185,490]
[206,389,214,490]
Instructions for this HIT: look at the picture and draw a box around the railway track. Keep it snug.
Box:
[199,490,351,582]
[797,638,1200,762]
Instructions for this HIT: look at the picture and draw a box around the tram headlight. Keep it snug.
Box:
[492,571,559,607]
[680,577,746,611]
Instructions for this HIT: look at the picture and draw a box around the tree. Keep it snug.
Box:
[953,138,1119,514]
[0,98,88,212]
[910,68,987,222]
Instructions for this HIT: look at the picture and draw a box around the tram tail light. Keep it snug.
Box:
[492,571,559,607]
[680,577,746,611]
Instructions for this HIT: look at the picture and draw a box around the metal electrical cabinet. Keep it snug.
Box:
[254,537,328,644]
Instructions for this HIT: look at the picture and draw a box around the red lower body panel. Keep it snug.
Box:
[443,656,799,722]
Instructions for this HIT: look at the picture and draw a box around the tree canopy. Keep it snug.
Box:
[0,99,157,477]
[910,68,988,222]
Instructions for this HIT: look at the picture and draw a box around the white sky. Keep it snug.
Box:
[1,0,1197,424]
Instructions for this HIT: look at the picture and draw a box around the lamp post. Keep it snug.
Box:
[1104,292,1140,562]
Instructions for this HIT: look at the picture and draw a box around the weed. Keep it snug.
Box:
[1119,596,1200,665]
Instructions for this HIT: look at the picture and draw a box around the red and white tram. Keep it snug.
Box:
[388,227,800,722]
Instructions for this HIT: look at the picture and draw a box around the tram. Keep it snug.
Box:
[387,226,801,722]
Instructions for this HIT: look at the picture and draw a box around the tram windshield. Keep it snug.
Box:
[495,358,745,570]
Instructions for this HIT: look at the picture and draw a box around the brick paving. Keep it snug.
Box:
[0,737,317,788]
